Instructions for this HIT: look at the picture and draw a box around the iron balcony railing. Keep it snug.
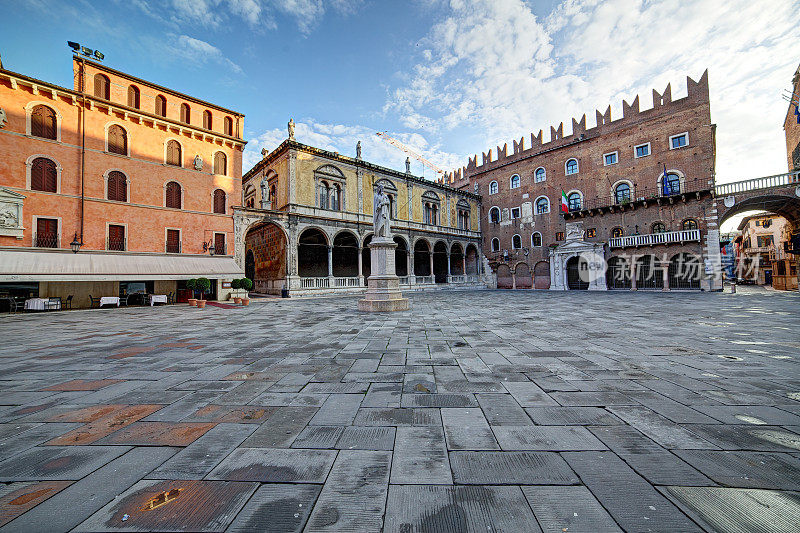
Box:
[569,178,712,213]
[34,232,59,248]
[165,241,181,253]
[214,244,226,255]
[107,238,126,251]
[609,228,701,248]
[715,170,800,195]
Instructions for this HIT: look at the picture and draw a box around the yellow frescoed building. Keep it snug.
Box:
[234,134,485,295]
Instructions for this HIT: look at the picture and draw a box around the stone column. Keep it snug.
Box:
[327,245,333,279]
[662,260,670,291]
[429,251,434,282]
[462,254,466,278]
[358,246,364,286]
[408,250,415,285]
[288,152,297,206]
[446,250,452,283]
[630,260,638,291]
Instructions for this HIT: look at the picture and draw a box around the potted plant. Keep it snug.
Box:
[195,277,211,308]
[240,278,253,306]
[186,279,197,306]
[230,278,242,304]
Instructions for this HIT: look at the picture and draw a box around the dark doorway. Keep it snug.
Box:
[450,243,464,275]
[332,232,359,277]
[566,256,589,290]
[362,235,372,280]
[606,256,631,289]
[298,228,328,277]
[433,242,448,283]
[414,240,431,276]
[245,250,255,282]
[394,236,408,277]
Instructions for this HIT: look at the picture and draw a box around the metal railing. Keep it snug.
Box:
[107,238,126,251]
[609,229,701,248]
[165,241,181,253]
[715,170,800,196]
[34,233,59,248]
[572,178,712,213]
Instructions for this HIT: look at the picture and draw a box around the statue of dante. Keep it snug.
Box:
[288,118,295,140]
[373,183,390,238]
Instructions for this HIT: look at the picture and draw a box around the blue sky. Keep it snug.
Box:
[1,0,799,186]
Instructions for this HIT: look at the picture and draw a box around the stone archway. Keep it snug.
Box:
[332,231,359,277]
[394,236,408,277]
[298,228,329,278]
[566,256,589,290]
[433,241,448,283]
[414,240,431,276]
[606,256,631,290]
[533,261,550,289]
[496,264,513,289]
[465,244,479,275]
[669,253,702,290]
[514,263,532,289]
[635,254,664,290]
[450,243,464,275]
[362,235,372,279]
[244,221,288,294]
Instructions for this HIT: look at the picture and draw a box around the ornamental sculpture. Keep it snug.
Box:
[0,108,7,128]
[288,118,295,140]
[373,183,390,238]
[193,155,203,171]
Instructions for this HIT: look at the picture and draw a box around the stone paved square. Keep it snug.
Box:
[1,289,799,532]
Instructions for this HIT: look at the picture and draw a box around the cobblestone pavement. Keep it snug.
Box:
[1,289,799,532]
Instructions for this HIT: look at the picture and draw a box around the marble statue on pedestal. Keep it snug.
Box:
[373,184,390,239]
[288,118,295,140]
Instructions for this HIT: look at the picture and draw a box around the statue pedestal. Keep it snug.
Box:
[358,237,410,312]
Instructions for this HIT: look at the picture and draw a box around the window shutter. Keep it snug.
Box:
[128,86,139,108]
[31,106,56,140]
[166,182,181,208]
[213,190,226,214]
[31,158,57,192]
[214,233,225,254]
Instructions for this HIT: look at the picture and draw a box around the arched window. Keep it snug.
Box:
[94,73,110,99]
[567,192,582,211]
[565,158,578,175]
[213,189,226,214]
[682,218,698,231]
[165,181,181,209]
[662,173,681,195]
[155,95,167,117]
[491,238,500,252]
[180,103,191,124]
[319,181,329,209]
[127,85,140,109]
[213,152,227,175]
[224,116,233,136]
[107,125,127,155]
[489,206,500,224]
[203,110,212,130]
[30,157,57,192]
[611,227,624,238]
[531,232,542,247]
[107,171,127,202]
[651,222,666,234]
[512,234,522,249]
[166,140,182,166]
[31,105,57,140]
[614,182,631,204]
[489,181,498,195]
[536,196,549,214]
[534,167,546,183]
[510,174,520,189]
[244,185,255,208]
[270,184,277,204]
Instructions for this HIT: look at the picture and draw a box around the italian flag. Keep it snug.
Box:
[561,190,569,213]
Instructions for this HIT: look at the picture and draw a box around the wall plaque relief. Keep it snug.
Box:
[0,188,25,238]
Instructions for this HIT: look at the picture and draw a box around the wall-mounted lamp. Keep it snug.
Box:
[202,240,215,255]
[70,232,83,254]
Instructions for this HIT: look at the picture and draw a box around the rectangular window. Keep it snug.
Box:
[214,233,226,255]
[35,218,58,248]
[166,229,181,253]
[670,132,688,149]
[634,143,650,158]
[108,224,126,251]
[603,152,618,166]
[755,220,761,226]
[511,207,520,219]
[555,231,564,241]
[586,228,596,238]
[757,235,773,247]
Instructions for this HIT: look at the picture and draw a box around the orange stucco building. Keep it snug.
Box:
[0,51,245,307]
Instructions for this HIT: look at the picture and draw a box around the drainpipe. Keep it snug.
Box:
[78,56,86,246]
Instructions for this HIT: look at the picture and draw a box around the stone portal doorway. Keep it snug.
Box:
[566,256,589,290]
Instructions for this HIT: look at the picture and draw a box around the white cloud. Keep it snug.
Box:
[385,0,800,181]
[243,119,463,179]
[172,35,243,73]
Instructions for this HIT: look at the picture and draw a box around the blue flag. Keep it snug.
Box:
[662,163,671,195]
[795,103,799,124]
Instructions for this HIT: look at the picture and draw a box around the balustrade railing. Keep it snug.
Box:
[334,277,361,287]
[609,229,700,248]
[415,275,434,284]
[450,275,466,283]
[398,276,410,285]
[715,170,800,196]
[300,277,330,289]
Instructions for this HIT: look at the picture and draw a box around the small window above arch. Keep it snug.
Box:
[203,110,213,130]
[94,73,110,100]
[31,105,57,140]
[180,103,191,124]
[512,234,522,249]
[155,95,167,117]
[565,158,578,175]
[534,167,546,183]
[682,218,698,231]
[107,125,127,155]
[491,238,500,252]
[127,85,140,109]
[489,181,498,195]
[531,232,542,247]
[224,116,233,136]
[510,174,520,189]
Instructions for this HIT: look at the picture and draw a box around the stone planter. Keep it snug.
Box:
[241,298,250,306]
[233,297,242,304]
[188,298,197,307]
[197,300,206,309]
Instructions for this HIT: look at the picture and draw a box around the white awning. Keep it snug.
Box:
[0,248,243,282]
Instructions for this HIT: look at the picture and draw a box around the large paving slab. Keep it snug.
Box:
[1,288,799,531]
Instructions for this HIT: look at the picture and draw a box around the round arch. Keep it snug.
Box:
[414,239,431,276]
[450,242,464,275]
[533,260,550,289]
[298,227,329,278]
[514,262,532,289]
[394,235,409,277]
[433,241,448,283]
[244,220,289,294]
[332,230,359,277]
[25,101,63,141]
[606,255,631,290]
[465,244,479,275]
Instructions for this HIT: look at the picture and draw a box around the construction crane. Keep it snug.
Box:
[375,132,445,176]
